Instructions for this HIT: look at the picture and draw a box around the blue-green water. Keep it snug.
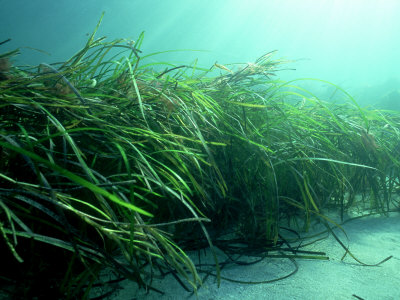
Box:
[1,0,400,107]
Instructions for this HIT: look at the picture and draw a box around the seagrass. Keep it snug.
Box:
[0,15,399,298]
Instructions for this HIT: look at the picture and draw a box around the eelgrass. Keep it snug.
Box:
[1,14,400,298]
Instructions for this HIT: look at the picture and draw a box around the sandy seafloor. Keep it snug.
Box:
[94,209,400,300]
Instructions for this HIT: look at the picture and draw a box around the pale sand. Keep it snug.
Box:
[101,210,400,300]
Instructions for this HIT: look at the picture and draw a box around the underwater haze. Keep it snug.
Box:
[1,0,400,107]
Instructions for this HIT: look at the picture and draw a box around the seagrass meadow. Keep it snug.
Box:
[1,17,400,299]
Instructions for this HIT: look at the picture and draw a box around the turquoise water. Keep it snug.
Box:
[1,0,400,107]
